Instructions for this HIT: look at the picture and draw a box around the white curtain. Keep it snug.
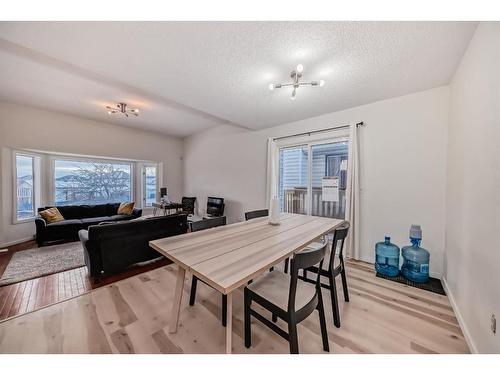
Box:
[345,123,361,259]
[266,137,278,205]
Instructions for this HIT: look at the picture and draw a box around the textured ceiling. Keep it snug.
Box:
[0,22,477,137]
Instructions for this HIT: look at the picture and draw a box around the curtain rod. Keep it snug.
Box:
[273,121,364,141]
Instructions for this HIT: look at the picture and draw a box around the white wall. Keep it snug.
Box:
[444,22,500,353]
[184,86,449,276]
[0,101,184,247]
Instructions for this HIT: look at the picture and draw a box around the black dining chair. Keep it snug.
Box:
[188,216,229,326]
[244,243,330,354]
[299,222,350,328]
[244,209,269,221]
[189,215,226,232]
[205,197,225,218]
[181,196,197,215]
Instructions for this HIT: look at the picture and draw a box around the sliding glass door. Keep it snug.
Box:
[278,145,309,215]
[278,138,348,219]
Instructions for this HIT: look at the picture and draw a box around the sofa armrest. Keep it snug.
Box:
[78,229,89,243]
[79,229,103,279]
[35,216,47,228]
[35,217,47,246]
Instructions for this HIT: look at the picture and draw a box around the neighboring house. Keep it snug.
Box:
[279,142,348,218]
[17,175,33,217]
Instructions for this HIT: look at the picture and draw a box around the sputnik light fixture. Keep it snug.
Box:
[106,102,140,117]
[268,64,324,100]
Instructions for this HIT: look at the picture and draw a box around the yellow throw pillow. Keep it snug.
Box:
[117,202,135,215]
[39,207,65,224]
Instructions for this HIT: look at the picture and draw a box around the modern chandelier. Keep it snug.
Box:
[106,102,140,117]
[268,64,325,100]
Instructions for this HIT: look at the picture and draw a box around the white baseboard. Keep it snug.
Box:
[441,276,478,353]
[0,236,35,249]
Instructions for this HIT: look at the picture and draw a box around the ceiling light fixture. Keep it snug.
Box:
[106,102,140,117]
[268,64,325,100]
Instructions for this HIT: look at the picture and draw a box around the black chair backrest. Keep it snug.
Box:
[190,216,227,232]
[332,222,350,255]
[244,209,269,221]
[328,221,350,269]
[206,197,225,217]
[288,242,327,312]
[181,197,197,215]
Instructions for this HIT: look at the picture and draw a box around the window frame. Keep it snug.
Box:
[50,155,135,207]
[275,129,349,217]
[142,163,159,207]
[12,151,40,224]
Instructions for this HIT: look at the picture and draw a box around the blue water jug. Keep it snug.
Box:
[375,236,400,277]
[401,225,430,283]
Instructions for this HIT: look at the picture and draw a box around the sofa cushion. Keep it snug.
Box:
[117,202,135,215]
[46,219,83,227]
[81,216,113,225]
[76,204,108,218]
[56,205,86,219]
[106,203,121,216]
[39,207,65,224]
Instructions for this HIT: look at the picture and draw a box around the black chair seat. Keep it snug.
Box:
[247,270,316,312]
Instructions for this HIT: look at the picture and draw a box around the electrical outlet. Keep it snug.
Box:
[492,314,496,334]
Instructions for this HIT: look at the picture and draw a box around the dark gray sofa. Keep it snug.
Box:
[35,203,142,246]
[78,214,188,279]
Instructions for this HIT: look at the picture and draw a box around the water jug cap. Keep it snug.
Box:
[409,224,422,239]
[384,236,391,242]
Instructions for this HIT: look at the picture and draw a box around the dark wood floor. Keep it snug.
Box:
[0,240,171,321]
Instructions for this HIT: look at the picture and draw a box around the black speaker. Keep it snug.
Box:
[160,187,167,197]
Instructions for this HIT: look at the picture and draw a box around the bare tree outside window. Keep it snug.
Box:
[55,160,131,205]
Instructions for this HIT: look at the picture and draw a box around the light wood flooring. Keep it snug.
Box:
[0,259,469,354]
[0,240,171,320]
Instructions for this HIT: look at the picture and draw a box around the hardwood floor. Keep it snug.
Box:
[0,259,469,354]
[0,240,171,321]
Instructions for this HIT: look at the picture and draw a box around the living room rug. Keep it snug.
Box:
[0,242,84,286]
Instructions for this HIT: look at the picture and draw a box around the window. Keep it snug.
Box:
[278,138,349,219]
[143,164,157,207]
[279,146,309,214]
[15,154,36,220]
[54,159,132,205]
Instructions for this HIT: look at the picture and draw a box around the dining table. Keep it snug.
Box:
[149,212,345,354]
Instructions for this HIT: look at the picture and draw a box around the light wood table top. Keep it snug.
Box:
[150,213,344,294]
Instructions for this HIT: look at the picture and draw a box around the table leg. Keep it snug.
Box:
[169,266,186,334]
[225,292,233,354]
